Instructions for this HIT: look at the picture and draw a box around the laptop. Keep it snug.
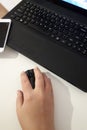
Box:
[4,0,87,92]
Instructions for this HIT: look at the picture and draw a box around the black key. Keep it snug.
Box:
[19,19,23,22]
[56,37,60,41]
[61,39,66,44]
[14,11,22,17]
[82,50,87,55]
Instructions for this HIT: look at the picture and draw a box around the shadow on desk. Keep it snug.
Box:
[0,46,18,58]
[46,72,73,130]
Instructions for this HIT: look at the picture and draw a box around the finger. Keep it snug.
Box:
[21,72,32,97]
[16,90,23,109]
[34,67,45,91]
[43,74,53,93]
[43,74,54,105]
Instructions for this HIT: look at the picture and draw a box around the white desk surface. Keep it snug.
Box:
[0,1,87,130]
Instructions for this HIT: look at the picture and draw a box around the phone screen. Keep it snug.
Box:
[0,22,9,47]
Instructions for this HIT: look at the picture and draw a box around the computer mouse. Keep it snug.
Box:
[25,69,35,89]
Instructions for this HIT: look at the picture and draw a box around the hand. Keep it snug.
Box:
[16,67,55,130]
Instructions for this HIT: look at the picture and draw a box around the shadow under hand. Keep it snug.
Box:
[0,46,18,58]
[46,72,73,130]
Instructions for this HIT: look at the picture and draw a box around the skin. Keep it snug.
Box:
[16,67,55,130]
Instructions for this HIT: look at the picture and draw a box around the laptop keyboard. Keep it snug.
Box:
[10,0,87,56]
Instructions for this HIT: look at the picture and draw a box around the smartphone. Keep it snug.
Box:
[0,19,11,52]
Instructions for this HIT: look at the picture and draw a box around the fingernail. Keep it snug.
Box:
[35,67,39,70]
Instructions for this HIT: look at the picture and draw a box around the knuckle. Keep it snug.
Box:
[25,94,33,102]
[16,105,20,113]
[38,93,45,102]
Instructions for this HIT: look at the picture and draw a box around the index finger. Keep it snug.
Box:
[21,72,33,98]
[34,67,45,91]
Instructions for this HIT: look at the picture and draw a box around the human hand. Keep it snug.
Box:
[16,67,55,130]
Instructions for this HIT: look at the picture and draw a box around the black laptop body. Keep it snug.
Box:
[4,0,87,92]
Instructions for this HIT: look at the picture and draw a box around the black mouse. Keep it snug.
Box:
[25,69,35,89]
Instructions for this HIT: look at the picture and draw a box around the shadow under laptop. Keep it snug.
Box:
[46,72,73,130]
[0,46,18,58]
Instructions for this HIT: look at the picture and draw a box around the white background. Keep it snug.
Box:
[0,0,87,130]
